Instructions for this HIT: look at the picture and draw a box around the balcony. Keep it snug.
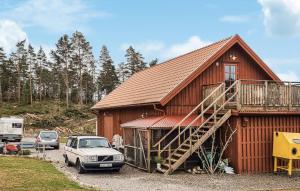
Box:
[203,80,300,112]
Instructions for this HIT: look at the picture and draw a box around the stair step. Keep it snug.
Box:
[161,163,170,168]
[166,157,178,163]
[173,153,183,158]
[181,143,190,148]
[178,148,189,153]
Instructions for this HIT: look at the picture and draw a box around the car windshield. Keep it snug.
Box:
[40,132,57,139]
[78,138,110,148]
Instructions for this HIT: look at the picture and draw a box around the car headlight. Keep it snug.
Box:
[84,155,97,162]
[113,154,124,161]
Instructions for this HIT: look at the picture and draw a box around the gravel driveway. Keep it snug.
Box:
[30,145,300,191]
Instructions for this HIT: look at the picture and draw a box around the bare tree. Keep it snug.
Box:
[196,121,237,174]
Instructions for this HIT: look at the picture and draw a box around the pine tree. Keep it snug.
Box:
[70,31,94,107]
[11,40,27,104]
[124,46,147,78]
[0,47,6,104]
[51,34,72,108]
[35,47,47,101]
[98,45,118,95]
[27,44,36,105]
[116,62,127,84]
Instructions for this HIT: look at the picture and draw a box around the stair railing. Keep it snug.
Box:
[153,83,225,158]
[156,80,240,161]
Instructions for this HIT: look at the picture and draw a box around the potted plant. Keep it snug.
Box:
[154,156,162,170]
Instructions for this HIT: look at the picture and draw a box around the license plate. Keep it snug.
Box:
[100,163,112,167]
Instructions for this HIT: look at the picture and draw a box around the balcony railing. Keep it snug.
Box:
[203,80,300,112]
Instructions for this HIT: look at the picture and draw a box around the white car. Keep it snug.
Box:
[63,135,124,173]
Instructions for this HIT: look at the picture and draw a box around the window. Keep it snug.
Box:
[12,123,22,128]
[225,65,237,85]
[40,132,57,139]
[224,64,237,100]
[66,138,72,147]
[70,138,78,149]
[79,138,110,148]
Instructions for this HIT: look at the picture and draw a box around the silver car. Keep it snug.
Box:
[35,130,60,149]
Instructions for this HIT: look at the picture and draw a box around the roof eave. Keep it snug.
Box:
[91,101,160,111]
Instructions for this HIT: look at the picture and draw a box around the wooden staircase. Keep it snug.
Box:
[153,81,240,175]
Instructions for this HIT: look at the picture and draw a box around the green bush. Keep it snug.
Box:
[19,150,31,155]
[31,116,64,129]
[63,108,88,119]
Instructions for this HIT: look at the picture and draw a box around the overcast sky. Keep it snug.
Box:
[0,0,299,81]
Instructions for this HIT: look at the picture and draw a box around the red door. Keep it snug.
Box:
[103,115,113,142]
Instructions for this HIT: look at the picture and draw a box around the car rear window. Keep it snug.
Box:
[40,132,57,139]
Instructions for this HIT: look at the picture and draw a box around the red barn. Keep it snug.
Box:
[92,35,300,174]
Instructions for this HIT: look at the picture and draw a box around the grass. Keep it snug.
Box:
[0,156,96,191]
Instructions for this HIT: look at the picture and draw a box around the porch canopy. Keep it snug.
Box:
[120,115,204,129]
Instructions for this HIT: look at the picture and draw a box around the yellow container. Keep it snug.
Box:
[273,132,300,177]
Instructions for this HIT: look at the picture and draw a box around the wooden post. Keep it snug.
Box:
[236,80,241,110]
[264,81,268,111]
[288,82,292,111]
[168,146,171,168]
[189,126,192,149]
[158,143,161,159]
[133,129,137,165]
[147,130,151,172]
[236,117,242,174]
[214,104,217,123]
[178,128,181,146]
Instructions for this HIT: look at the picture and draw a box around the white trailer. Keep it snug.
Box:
[0,117,23,142]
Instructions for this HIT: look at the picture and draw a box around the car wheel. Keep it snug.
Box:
[113,168,121,173]
[65,156,72,167]
[76,159,85,174]
[54,145,60,150]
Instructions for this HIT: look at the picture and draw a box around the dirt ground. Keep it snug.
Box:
[28,143,300,191]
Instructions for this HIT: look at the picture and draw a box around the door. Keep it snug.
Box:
[104,115,114,142]
[224,64,237,101]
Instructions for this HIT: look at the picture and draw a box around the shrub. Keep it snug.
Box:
[63,108,88,119]
[19,150,31,155]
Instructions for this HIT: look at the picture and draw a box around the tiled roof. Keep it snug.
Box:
[92,36,233,109]
[120,115,204,129]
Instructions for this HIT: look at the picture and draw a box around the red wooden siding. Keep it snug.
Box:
[236,115,300,173]
[97,106,162,138]
[103,115,114,141]
[166,44,272,115]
